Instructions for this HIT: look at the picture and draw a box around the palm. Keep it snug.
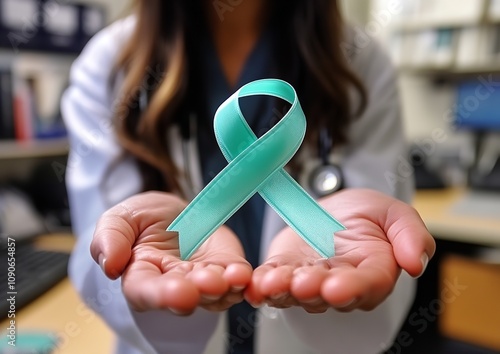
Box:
[92,192,252,314]
[245,189,433,312]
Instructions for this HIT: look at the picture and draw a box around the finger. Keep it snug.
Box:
[321,269,369,310]
[258,265,295,299]
[187,266,229,297]
[321,255,398,311]
[384,202,436,278]
[224,263,253,291]
[122,261,200,313]
[90,205,138,279]
[290,266,329,301]
[244,264,272,306]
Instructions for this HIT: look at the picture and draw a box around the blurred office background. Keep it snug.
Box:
[342,1,500,354]
[0,0,129,236]
[0,0,499,353]
[0,1,127,352]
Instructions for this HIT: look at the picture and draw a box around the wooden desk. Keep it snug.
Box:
[413,187,500,246]
[1,235,114,354]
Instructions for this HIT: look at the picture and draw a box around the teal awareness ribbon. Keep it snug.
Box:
[167,79,345,260]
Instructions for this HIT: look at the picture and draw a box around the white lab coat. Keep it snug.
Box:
[61,16,416,354]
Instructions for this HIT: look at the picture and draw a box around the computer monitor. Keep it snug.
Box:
[454,80,500,190]
[454,80,500,131]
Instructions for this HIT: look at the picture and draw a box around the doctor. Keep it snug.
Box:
[62,1,435,353]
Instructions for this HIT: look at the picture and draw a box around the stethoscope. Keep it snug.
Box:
[307,127,344,198]
[139,88,344,198]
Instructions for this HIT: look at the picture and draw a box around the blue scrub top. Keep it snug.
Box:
[196,27,278,354]
[197,30,278,269]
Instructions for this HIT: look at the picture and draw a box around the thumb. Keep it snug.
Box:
[384,202,436,278]
[90,204,138,280]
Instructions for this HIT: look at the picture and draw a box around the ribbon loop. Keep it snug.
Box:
[167,79,345,260]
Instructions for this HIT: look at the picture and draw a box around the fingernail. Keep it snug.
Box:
[202,294,222,301]
[416,253,430,278]
[168,307,189,316]
[168,307,183,315]
[337,298,356,308]
[248,301,262,309]
[98,254,120,280]
[98,254,106,273]
[302,297,322,305]
[270,292,287,300]
[231,285,245,292]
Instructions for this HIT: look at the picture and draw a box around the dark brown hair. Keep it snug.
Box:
[113,0,367,194]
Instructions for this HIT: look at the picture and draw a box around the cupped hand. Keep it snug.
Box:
[245,188,435,313]
[90,192,252,315]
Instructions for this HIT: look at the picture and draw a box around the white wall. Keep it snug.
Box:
[340,0,371,25]
[398,76,453,138]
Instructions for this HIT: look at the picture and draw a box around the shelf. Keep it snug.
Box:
[390,18,481,32]
[391,18,500,33]
[0,138,69,159]
[397,64,500,77]
[386,0,487,32]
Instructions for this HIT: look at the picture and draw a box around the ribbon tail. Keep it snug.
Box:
[259,169,344,258]
[167,168,258,260]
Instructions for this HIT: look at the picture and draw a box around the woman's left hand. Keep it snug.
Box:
[245,188,435,313]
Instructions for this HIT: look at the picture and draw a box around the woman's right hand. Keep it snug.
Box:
[90,192,252,315]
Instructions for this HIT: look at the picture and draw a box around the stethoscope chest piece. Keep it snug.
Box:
[306,127,343,198]
[308,163,343,198]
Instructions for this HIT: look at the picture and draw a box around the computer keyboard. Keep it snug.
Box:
[1,239,70,318]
